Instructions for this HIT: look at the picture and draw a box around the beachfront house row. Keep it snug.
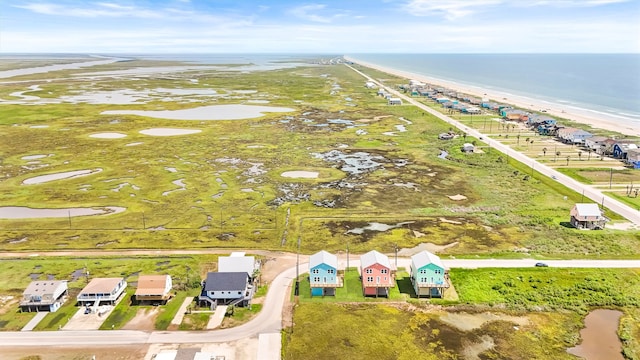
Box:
[570,203,608,230]
[198,272,252,309]
[20,280,68,312]
[360,250,395,297]
[218,252,259,281]
[77,277,127,306]
[410,251,450,298]
[309,250,343,296]
[135,275,173,304]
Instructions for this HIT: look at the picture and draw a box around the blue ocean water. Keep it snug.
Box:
[348,54,640,124]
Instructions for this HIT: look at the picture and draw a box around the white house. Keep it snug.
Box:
[20,280,68,312]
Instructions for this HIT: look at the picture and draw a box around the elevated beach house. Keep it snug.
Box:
[20,280,68,312]
[77,277,127,306]
[570,203,607,230]
[626,148,640,169]
[135,275,173,304]
[410,251,449,298]
[218,252,259,281]
[309,250,342,296]
[360,250,395,297]
[199,272,252,309]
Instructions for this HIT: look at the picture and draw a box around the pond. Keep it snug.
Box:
[0,206,125,219]
[281,171,319,179]
[139,128,202,136]
[89,132,127,139]
[567,309,624,360]
[102,104,294,120]
[22,168,102,185]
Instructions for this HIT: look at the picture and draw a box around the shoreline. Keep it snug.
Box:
[344,56,640,138]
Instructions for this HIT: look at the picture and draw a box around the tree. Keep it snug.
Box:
[566,155,570,166]
[578,151,582,161]
[555,151,561,162]
[517,134,521,144]
[587,148,592,160]
[542,147,547,156]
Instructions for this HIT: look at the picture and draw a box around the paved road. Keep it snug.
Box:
[2,257,639,347]
[346,64,640,225]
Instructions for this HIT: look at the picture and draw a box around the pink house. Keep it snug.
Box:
[360,250,395,297]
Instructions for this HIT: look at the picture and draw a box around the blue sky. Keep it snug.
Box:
[1,0,639,53]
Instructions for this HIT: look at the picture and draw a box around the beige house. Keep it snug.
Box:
[135,275,173,304]
[77,277,127,305]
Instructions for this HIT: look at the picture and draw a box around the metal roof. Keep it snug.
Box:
[411,251,445,270]
[218,255,256,275]
[203,272,248,292]
[574,203,602,217]
[309,250,338,269]
[360,250,390,269]
[80,278,124,294]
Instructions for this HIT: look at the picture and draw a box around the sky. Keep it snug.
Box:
[1,0,639,53]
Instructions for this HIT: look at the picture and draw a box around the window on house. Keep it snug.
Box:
[312,269,319,274]
[367,276,373,282]
[381,269,388,274]
[313,277,320,282]
[327,269,334,274]
[420,269,426,274]
[365,268,373,274]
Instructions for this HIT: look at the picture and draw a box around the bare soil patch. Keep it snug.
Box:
[122,307,159,330]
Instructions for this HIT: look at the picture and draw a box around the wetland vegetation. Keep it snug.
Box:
[1,57,639,358]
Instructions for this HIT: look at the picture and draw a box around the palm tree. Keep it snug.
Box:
[566,155,570,166]
[578,151,582,161]
[587,148,592,160]
[555,151,561,162]
[542,147,547,156]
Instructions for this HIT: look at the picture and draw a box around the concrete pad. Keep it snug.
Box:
[171,297,194,326]
[63,306,112,330]
[257,333,281,360]
[21,312,48,331]
[206,305,227,329]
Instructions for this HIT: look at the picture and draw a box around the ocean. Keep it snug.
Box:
[347,54,640,125]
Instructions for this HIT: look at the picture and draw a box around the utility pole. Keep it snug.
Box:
[609,168,613,189]
[294,235,300,302]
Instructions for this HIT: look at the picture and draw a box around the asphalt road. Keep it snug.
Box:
[346,64,640,225]
[2,257,639,347]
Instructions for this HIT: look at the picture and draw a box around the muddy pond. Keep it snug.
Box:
[102,104,294,120]
[0,206,125,219]
[567,309,624,360]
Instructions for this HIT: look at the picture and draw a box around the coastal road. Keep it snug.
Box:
[2,257,639,347]
[345,63,640,225]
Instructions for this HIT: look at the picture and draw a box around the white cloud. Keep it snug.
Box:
[287,3,350,23]
[402,0,502,20]
[14,2,164,18]
[403,0,632,20]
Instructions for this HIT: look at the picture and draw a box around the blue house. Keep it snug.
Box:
[409,251,449,298]
[613,142,639,159]
[309,250,342,296]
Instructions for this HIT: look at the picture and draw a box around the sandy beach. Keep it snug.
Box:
[345,56,640,138]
